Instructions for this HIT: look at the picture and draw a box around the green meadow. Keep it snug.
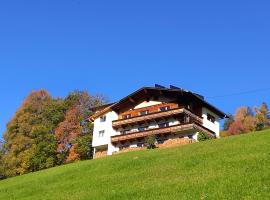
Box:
[1,130,270,200]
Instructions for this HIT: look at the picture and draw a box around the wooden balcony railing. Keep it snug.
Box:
[111,123,214,143]
[112,108,202,128]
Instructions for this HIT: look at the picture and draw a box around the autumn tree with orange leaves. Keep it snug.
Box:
[56,91,107,163]
[224,103,270,136]
[0,90,107,179]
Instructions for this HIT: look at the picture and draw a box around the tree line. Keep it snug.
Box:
[222,103,270,136]
[0,90,107,179]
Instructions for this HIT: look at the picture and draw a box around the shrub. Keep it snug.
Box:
[256,123,265,131]
[146,135,157,149]
[198,132,213,142]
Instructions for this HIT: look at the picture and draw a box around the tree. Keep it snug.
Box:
[55,108,81,163]
[228,120,245,135]
[64,91,108,119]
[2,90,61,176]
[254,102,270,130]
[55,91,107,163]
[228,106,255,135]
[235,107,253,122]
[146,135,156,149]
[223,114,234,131]
[28,125,58,172]
[0,140,6,180]
[2,89,107,178]
[243,115,256,132]
[198,132,213,141]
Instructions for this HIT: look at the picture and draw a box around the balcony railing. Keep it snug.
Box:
[112,108,203,128]
[111,122,213,143]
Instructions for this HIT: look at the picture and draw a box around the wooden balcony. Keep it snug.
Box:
[112,108,203,128]
[111,123,214,143]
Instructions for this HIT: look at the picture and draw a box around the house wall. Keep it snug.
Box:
[92,111,119,155]
[202,107,220,137]
[92,99,222,157]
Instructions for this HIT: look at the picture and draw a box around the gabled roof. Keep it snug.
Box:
[89,103,117,121]
[89,86,227,120]
[111,87,227,118]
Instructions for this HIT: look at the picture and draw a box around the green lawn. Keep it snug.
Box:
[1,130,270,200]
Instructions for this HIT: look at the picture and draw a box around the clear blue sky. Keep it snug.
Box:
[1,0,270,137]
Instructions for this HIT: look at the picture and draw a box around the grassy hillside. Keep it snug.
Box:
[1,130,270,200]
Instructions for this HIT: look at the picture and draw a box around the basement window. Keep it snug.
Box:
[207,113,216,123]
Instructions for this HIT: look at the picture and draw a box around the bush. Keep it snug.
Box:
[256,123,265,131]
[146,136,157,149]
[198,132,214,142]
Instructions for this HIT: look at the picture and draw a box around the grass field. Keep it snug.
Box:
[0,130,270,200]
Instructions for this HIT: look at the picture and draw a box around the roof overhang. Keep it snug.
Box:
[111,87,227,119]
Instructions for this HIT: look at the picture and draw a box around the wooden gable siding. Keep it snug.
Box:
[118,102,179,120]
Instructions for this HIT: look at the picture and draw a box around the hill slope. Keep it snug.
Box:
[1,130,270,200]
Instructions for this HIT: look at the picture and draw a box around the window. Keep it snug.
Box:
[122,114,131,119]
[137,143,144,147]
[138,126,148,132]
[121,129,131,135]
[140,110,149,116]
[207,113,216,123]
[98,130,105,137]
[157,139,165,144]
[159,106,170,112]
[100,115,106,122]
[158,122,170,128]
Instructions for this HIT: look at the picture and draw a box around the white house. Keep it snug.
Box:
[89,85,227,158]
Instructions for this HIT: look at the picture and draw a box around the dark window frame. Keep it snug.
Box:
[98,130,105,137]
[100,115,106,122]
[159,106,170,112]
[138,126,148,132]
[158,122,170,128]
[207,113,216,123]
[140,110,149,116]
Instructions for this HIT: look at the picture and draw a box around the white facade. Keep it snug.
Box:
[92,97,223,157]
[202,107,220,137]
[134,100,162,109]
[92,111,119,155]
